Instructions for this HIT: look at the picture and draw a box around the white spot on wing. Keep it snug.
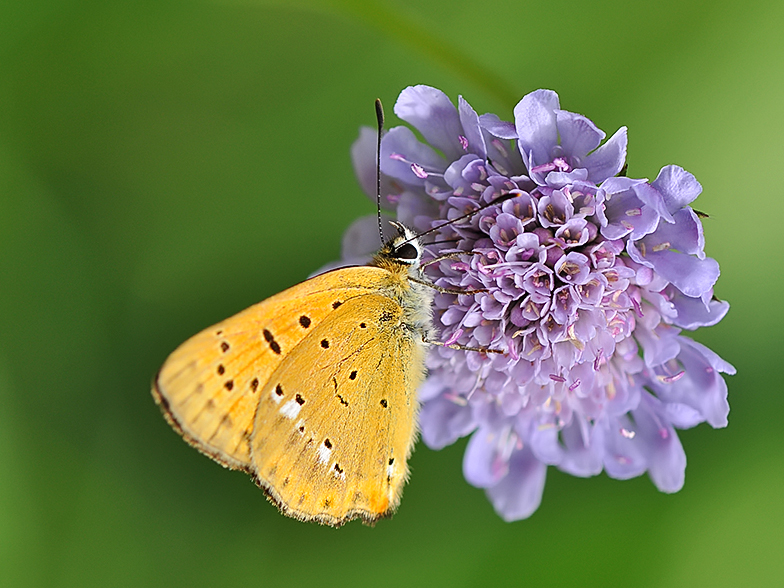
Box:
[280,399,302,419]
[317,444,332,465]
[387,463,396,479]
[271,389,283,404]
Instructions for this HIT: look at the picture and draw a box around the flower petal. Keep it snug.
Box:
[583,126,628,183]
[669,288,730,329]
[514,89,560,169]
[555,109,604,160]
[458,96,487,159]
[479,113,517,139]
[486,446,548,521]
[420,395,477,450]
[394,85,465,161]
[463,426,509,488]
[650,337,733,428]
[628,241,720,298]
[652,165,702,212]
[381,126,447,186]
[351,126,378,198]
[602,414,648,480]
[634,398,687,493]
[557,418,605,477]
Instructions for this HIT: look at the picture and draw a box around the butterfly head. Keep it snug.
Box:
[380,221,422,267]
[376,221,423,268]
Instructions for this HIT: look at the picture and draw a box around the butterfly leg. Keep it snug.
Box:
[423,335,505,355]
[419,250,483,269]
[407,275,488,296]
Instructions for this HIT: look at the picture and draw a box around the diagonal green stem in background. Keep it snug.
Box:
[224,0,520,108]
[333,0,519,108]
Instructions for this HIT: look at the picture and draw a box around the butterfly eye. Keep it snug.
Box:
[394,242,418,261]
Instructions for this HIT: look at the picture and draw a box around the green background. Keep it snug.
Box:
[1,1,781,586]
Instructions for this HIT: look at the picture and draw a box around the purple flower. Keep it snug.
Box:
[346,86,734,521]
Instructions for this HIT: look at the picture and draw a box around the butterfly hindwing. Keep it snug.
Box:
[251,293,426,526]
[152,266,396,472]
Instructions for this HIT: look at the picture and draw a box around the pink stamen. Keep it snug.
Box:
[658,371,685,384]
[459,135,468,151]
[444,328,464,346]
[411,163,428,179]
[549,374,566,383]
[620,428,635,439]
[444,392,467,406]
[389,152,406,161]
[568,379,581,391]
[531,162,557,174]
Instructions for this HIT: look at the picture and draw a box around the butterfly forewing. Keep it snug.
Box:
[152,267,396,471]
[251,294,425,526]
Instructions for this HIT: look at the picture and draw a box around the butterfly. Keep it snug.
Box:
[152,221,436,527]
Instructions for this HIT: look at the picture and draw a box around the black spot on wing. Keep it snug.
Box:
[220,341,230,352]
[320,339,329,349]
[295,394,305,406]
[251,378,259,392]
[380,399,388,408]
[217,364,225,375]
[299,315,311,328]
[275,384,284,396]
[349,370,357,380]
[262,328,282,355]
[324,438,332,449]
[224,380,234,391]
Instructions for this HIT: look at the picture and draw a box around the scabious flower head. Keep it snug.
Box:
[347,86,735,521]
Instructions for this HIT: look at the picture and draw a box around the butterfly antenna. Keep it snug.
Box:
[400,191,520,246]
[375,98,385,245]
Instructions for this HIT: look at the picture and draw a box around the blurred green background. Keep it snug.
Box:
[1,0,781,586]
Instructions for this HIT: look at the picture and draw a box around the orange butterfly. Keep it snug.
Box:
[153,222,434,526]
